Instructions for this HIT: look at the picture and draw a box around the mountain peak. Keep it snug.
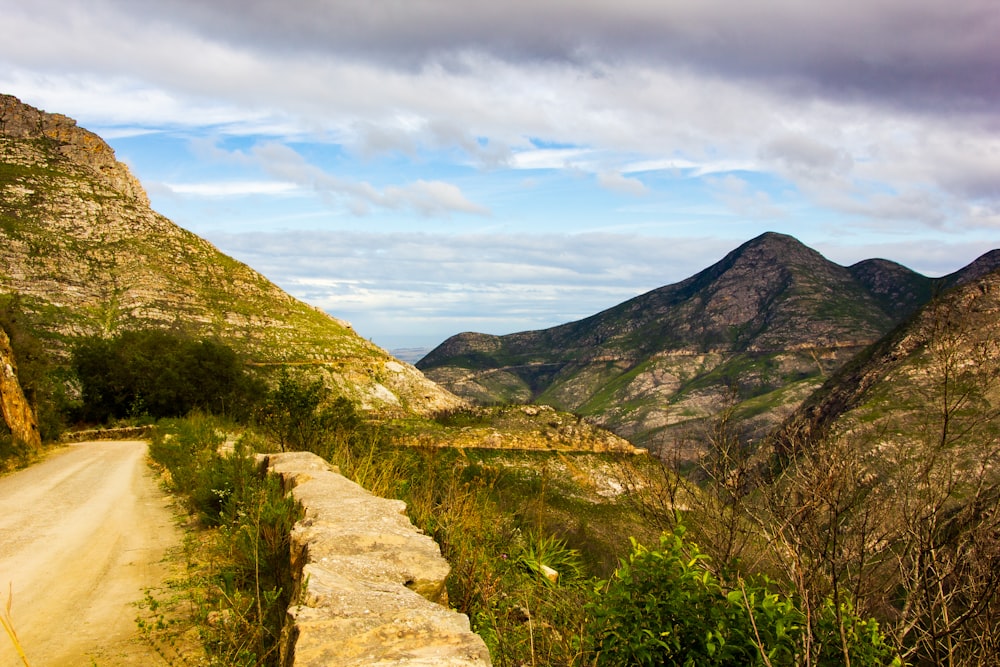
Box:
[728,231,822,265]
[0,94,148,204]
[942,248,1000,289]
[419,233,973,453]
[746,230,803,247]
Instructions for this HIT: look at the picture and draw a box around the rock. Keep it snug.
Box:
[0,326,40,450]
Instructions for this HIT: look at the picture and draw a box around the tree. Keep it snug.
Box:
[72,329,253,422]
[760,288,1000,666]
[881,295,1000,665]
[616,389,767,575]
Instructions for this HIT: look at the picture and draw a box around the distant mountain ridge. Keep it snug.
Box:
[0,94,461,416]
[418,232,1000,454]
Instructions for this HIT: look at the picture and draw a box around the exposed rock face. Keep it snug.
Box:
[0,93,463,417]
[0,325,41,449]
[262,452,491,667]
[393,403,645,453]
[0,95,148,204]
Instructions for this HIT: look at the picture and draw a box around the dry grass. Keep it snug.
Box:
[1,585,31,667]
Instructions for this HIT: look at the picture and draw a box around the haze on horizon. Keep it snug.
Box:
[1,0,998,351]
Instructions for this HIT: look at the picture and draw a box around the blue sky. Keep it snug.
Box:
[2,1,999,351]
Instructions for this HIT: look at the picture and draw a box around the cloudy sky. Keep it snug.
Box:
[2,1,999,352]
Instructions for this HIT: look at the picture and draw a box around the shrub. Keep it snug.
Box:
[588,525,900,666]
[254,370,366,455]
[148,413,225,502]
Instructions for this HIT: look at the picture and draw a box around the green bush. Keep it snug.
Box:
[148,413,225,503]
[588,525,901,666]
[254,370,366,454]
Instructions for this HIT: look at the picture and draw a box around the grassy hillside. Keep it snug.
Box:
[0,94,460,417]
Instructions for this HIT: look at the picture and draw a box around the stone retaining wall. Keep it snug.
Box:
[60,425,155,443]
[261,452,492,667]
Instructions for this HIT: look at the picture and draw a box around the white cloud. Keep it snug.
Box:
[163,181,300,197]
[707,175,785,220]
[622,158,761,177]
[597,171,648,196]
[510,148,594,170]
[188,140,489,217]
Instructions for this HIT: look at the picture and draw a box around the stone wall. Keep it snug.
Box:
[261,452,492,667]
[60,425,155,443]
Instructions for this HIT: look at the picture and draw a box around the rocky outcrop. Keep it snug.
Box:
[261,452,491,667]
[0,94,148,204]
[393,403,646,453]
[0,326,40,449]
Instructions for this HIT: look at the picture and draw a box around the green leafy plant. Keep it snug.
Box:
[588,525,900,666]
[518,532,586,586]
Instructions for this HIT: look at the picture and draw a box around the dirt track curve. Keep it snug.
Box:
[0,441,181,666]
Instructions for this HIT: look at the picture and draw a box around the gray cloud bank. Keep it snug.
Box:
[5,0,998,226]
[114,0,1000,114]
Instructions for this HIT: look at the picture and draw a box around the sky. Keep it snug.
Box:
[2,1,999,352]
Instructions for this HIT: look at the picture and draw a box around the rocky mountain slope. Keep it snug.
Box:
[0,94,461,416]
[418,233,1000,454]
[776,264,1000,455]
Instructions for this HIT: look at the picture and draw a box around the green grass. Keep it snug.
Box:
[144,416,300,666]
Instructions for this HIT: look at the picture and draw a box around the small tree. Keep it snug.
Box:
[254,370,364,453]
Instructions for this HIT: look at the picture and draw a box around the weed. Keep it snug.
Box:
[1,585,31,667]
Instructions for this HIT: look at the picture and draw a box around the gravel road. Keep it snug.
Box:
[0,441,182,666]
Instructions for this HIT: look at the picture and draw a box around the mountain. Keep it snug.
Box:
[0,94,461,416]
[418,232,999,455]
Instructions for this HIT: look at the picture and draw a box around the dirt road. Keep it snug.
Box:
[0,441,182,666]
